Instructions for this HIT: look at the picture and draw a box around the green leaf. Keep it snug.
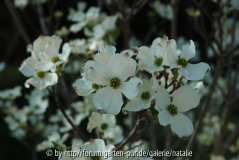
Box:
[51,141,64,151]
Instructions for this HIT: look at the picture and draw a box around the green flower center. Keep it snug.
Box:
[92,83,100,90]
[154,57,163,66]
[141,91,150,100]
[101,123,108,130]
[35,105,40,109]
[51,56,60,63]
[85,48,90,52]
[66,146,71,151]
[167,104,178,116]
[36,71,46,79]
[177,58,188,67]
[91,156,100,160]
[110,77,121,89]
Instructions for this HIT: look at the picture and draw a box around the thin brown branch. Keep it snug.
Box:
[54,85,88,141]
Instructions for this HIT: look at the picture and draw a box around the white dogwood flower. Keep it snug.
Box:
[81,139,115,160]
[73,77,98,96]
[19,57,58,89]
[93,15,118,40]
[155,85,200,137]
[87,54,142,115]
[124,78,156,112]
[164,40,210,80]
[68,4,100,33]
[36,43,72,72]
[87,112,116,139]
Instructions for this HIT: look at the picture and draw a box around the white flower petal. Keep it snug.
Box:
[107,54,137,81]
[163,39,178,66]
[44,73,58,88]
[124,98,145,112]
[102,114,116,127]
[172,85,200,112]
[180,62,210,81]
[120,50,134,57]
[171,113,193,137]
[180,40,195,61]
[82,139,105,152]
[93,87,123,115]
[120,77,142,99]
[87,64,111,85]
[19,57,38,77]
[59,43,72,62]
[87,112,103,132]
[70,22,86,33]
[144,65,164,73]
[158,110,173,126]
[73,78,95,96]
[36,60,55,71]
[155,86,171,111]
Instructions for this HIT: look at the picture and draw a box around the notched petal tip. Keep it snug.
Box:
[122,108,127,114]
[124,52,130,57]
[137,82,142,87]
[89,138,95,143]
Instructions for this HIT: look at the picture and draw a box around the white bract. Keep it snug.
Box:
[155,85,200,137]
[87,54,142,115]
[87,112,116,138]
[124,78,156,112]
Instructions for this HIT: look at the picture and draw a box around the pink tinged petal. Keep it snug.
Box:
[172,85,200,112]
[82,139,105,152]
[36,60,55,71]
[19,57,38,77]
[180,62,210,81]
[107,54,137,81]
[171,113,193,137]
[155,86,171,111]
[93,87,123,115]
[180,40,196,61]
[124,98,145,112]
[59,43,72,62]
[120,77,142,99]
[87,64,111,86]
[158,109,173,126]
[120,49,134,57]
[163,39,178,66]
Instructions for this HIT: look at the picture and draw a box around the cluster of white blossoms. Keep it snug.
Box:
[19,35,72,89]
[73,35,210,137]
